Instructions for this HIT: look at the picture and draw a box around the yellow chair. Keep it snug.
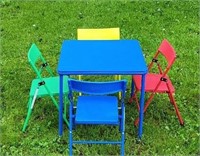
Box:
[77,28,121,83]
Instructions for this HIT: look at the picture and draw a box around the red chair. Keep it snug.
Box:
[129,39,184,126]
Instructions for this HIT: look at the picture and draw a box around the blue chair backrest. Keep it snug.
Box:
[68,79,127,96]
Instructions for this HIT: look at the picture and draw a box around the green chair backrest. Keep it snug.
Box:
[28,43,54,80]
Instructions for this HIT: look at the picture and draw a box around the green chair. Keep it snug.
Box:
[22,43,69,132]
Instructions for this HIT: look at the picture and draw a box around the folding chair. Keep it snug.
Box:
[68,79,127,156]
[22,43,69,132]
[77,28,121,83]
[129,39,184,126]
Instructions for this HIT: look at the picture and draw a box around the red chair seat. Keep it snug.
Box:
[133,74,175,93]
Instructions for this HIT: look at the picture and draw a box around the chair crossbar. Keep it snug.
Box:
[73,106,121,109]
[73,140,121,145]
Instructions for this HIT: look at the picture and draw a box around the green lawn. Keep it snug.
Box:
[1,0,199,155]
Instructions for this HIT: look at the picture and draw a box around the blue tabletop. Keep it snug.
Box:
[57,40,147,75]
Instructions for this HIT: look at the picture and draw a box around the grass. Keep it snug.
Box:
[0,0,199,155]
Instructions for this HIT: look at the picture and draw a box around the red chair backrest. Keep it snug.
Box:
[158,39,176,68]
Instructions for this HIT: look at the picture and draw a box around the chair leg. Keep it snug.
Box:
[64,95,67,117]
[69,103,73,156]
[63,94,69,127]
[134,91,140,111]
[121,131,125,156]
[129,77,135,103]
[134,93,155,126]
[135,92,184,126]
[128,93,134,104]
[78,75,82,96]
[27,96,32,108]
[120,107,125,156]
[119,117,122,132]
[118,75,121,99]
[114,75,122,99]
[129,89,141,111]
[72,114,76,130]
[115,75,118,81]
[118,75,121,81]
[50,95,59,110]
[167,92,174,104]
[22,97,33,132]
[23,87,40,132]
[168,93,184,125]
[63,114,69,127]
[69,130,73,156]
[119,115,123,132]
[50,94,69,127]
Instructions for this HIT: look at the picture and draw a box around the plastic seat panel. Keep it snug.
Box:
[133,74,175,93]
[30,76,68,96]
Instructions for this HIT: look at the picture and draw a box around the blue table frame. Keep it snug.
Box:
[57,40,147,138]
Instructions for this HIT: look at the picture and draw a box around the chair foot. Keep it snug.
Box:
[22,108,33,132]
[180,122,184,126]
[172,103,184,127]
[22,120,29,132]
[22,125,27,132]
[136,138,142,144]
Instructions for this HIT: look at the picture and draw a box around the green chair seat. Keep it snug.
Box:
[30,76,68,96]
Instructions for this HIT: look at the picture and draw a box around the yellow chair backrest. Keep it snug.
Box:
[77,28,120,40]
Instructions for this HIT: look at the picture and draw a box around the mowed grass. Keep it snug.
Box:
[0,0,199,155]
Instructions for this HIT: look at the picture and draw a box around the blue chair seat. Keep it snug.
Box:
[75,96,119,125]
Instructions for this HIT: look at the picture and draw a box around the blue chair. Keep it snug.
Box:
[68,79,127,155]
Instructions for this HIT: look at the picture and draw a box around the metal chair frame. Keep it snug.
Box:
[22,43,69,132]
[68,79,127,155]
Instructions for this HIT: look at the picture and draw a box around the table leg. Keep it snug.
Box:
[59,75,63,136]
[138,74,146,138]
[130,77,135,97]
